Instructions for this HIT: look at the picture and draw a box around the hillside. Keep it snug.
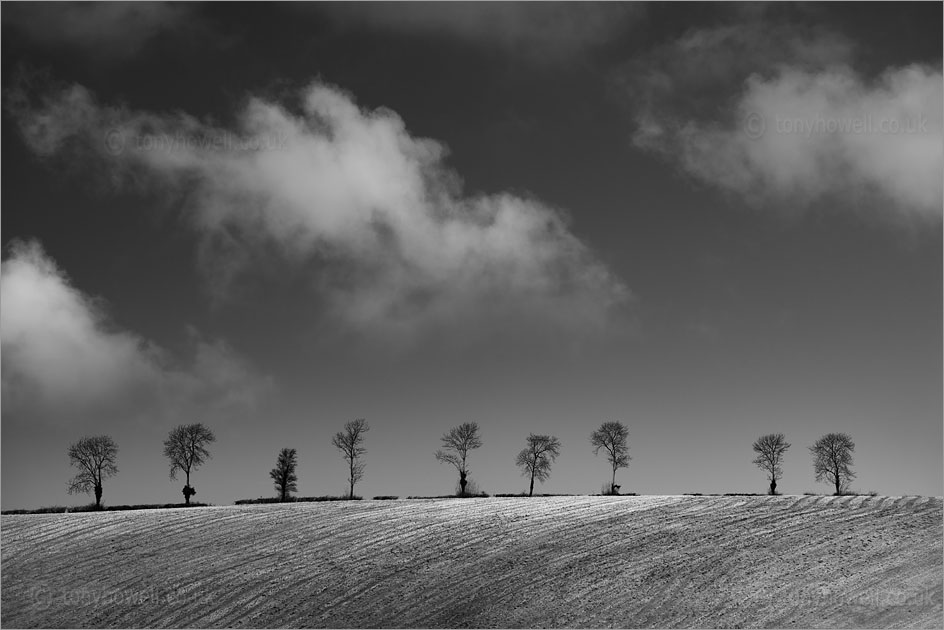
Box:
[2,495,941,628]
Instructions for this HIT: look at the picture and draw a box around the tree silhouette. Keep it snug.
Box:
[590,421,630,495]
[269,448,298,502]
[332,419,369,499]
[435,422,482,497]
[163,423,216,505]
[752,433,791,495]
[516,434,562,496]
[810,432,856,495]
[67,435,118,509]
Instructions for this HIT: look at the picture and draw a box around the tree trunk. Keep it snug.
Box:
[611,467,617,495]
[94,482,103,508]
[834,469,841,495]
[770,477,777,495]
[459,471,467,497]
[184,470,191,505]
[349,461,355,499]
[529,473,535,497]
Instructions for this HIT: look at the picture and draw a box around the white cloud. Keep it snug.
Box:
[3,2,193,58]
[1,240,161,410]
[623,22,942,222]
[0,240,271,425]
[320,3,642,60]
[8,81,630,339]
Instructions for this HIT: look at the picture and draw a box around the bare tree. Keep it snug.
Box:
[435,422,482,497]
[516,434,562,496]
[590,421,630,495]
[67,435,119,509]
[810,432,856,495]
[332,419,369,499]
[269,448,298,502]
[752,433,791,495]
[163,423,216,505]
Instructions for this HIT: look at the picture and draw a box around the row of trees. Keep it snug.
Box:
[66,422,857,507]
[270,420,613,500]
[752,432,856,495]
[433,421,630,497]
[66,424,217,509]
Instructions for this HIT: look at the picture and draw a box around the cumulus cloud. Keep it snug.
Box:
[622,21,942,222]
[321,3,642,60]
[3,2,193,58]
[8,80,630,339]
[0,240,271,425]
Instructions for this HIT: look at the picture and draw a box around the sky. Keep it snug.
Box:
[1,2,941,510]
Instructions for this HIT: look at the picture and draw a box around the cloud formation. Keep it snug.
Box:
[8,81,630,339]
[2,2,193,58]
[622,21,943,222]
[321,3,642,61]
[1,240,271,425]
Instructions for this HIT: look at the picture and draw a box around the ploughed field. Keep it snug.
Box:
[2,495,941,628]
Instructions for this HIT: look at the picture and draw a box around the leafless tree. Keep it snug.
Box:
[332,419,369,499]
[163,423,216,505]
[269,447,298,502]
[590,421,630,495]
[752,433,791,495]
[516,434,562,496]
[67,435,118,509]
[810,432,856,495]
[435,422,482,497]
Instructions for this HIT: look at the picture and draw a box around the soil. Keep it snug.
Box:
[2,495,940,628]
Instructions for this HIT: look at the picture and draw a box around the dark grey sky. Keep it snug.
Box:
[2,2,941,509]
